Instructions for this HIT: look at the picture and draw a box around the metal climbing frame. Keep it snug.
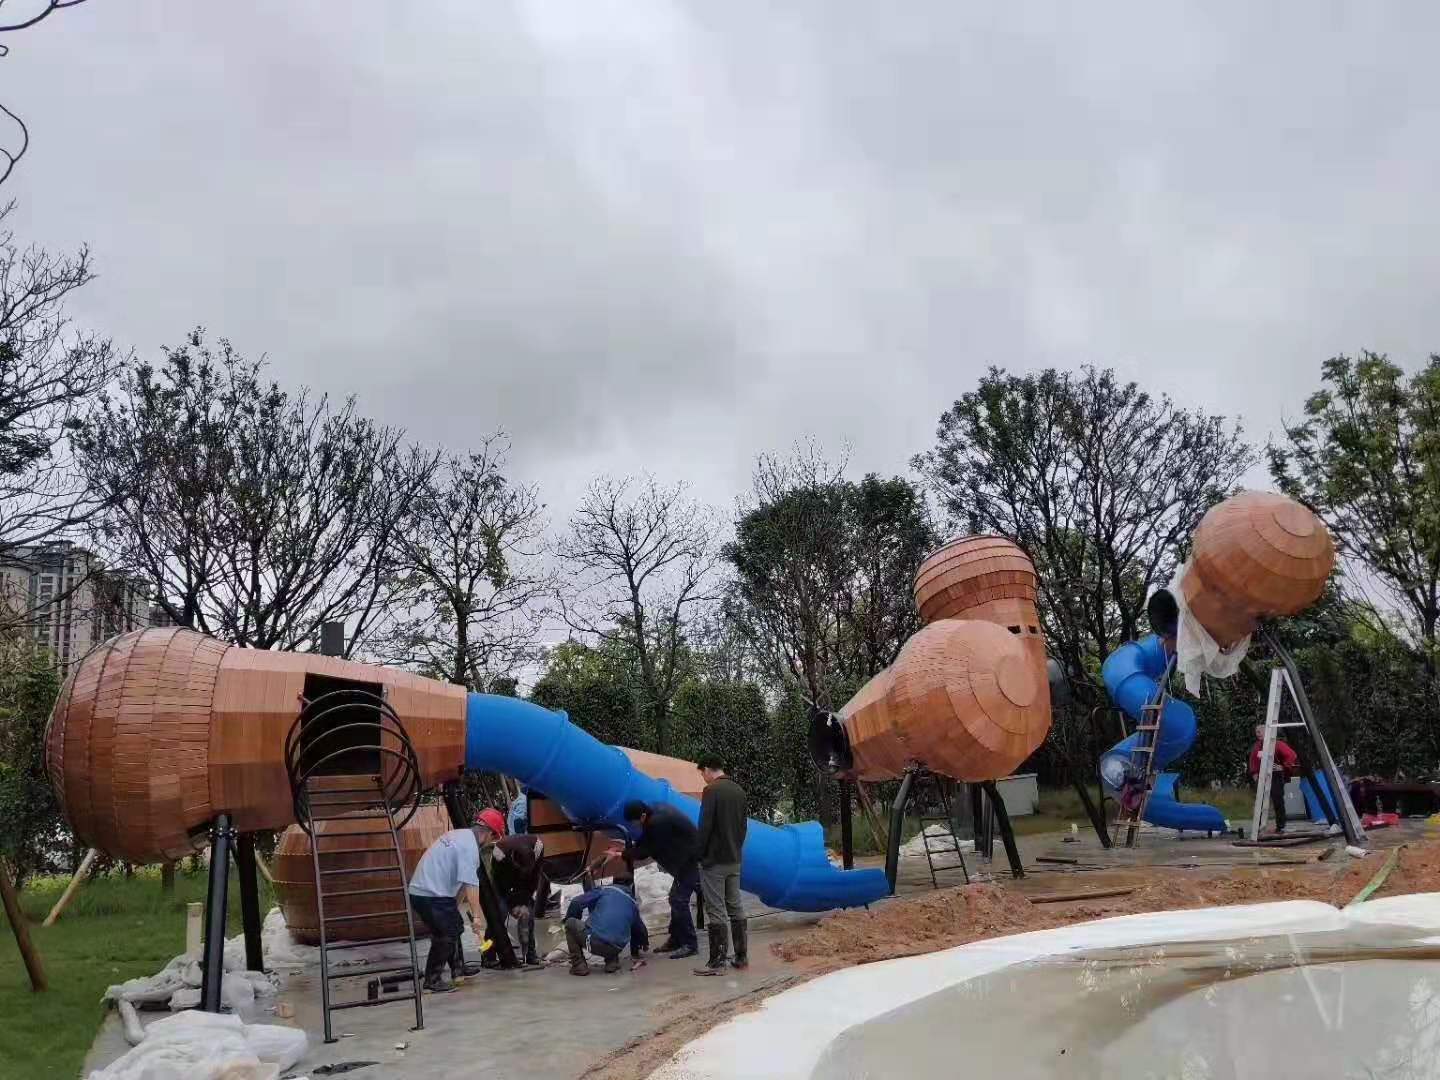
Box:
[285,689,426,1044]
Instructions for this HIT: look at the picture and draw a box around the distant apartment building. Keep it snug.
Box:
[0,542,153,667]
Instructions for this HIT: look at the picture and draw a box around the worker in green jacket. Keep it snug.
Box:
[692,752,749,976]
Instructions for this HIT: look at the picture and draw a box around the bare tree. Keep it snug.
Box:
[73,330,437,655]
[0,1,93,186]
[380,435,551,689]
[556,475,720,753]
[0,204,118,635]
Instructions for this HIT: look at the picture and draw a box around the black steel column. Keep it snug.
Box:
[1071,777,1112,849]
[234,833,265,972]
[200,814,234,1012]
[884,766,917,894]
[973,789,996,864]
[982,782,1025,879]
[839,778,855,871]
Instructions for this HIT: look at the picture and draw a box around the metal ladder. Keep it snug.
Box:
[304,775,425,1044]
[915,774,970,888]
[285,689,426,1044]
[1249,666,1324,839]
[1115,654,1177,847]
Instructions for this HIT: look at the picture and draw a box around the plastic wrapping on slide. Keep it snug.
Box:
[463,693,889,912]
[1099,635,1227,834]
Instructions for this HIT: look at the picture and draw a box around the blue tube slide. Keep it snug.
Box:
[463,693,889,912]
[1099,635,1227,834]
[1301,772,1340,824]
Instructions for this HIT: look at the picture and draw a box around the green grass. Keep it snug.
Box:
[826,785,1258,850]
[0,866,275,1079]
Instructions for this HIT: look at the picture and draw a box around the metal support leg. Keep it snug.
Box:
[839,778,855,871]
[234,833,265,973]
[884,766,917,894]
[441,782,470,830]
[1072,777,1112,849]
[200,813,233,1012]
[977,784,995,859]
[982,782,1025,879]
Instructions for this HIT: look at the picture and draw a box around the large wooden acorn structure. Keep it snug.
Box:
[814,534,1055,890]
[835,535,1052,784]
[1182,490,1336,648]
[42,625,715,1037]
[44,629,465,865]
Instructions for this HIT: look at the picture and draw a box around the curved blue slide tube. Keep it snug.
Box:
[1099,635,1227,834]
[464,693,889,912]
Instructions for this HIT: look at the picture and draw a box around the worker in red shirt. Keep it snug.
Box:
[1248,724,1299,833]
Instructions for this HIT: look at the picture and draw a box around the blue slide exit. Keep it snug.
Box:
[464,693,889,912]
[1099,635,1227,834]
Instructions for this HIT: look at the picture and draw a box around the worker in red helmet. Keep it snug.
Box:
[408,811,504,992]
[477,807,507,837]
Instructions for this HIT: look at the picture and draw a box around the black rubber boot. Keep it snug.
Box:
[693,922,729,976]
[729,919,749,970]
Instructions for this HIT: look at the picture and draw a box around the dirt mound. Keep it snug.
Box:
[775,839,1440,972]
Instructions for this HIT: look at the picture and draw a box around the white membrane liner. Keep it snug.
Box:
[650,894,1440,1079]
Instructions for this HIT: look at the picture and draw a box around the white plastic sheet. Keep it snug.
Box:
[86,1011,305,1080]
[1170,560,1250,694]
[648,895,1440,1080]
[898,825,975,866]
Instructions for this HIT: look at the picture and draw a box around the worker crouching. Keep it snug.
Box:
[564,875,649,975]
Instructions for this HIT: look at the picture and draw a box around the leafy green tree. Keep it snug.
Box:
[915,366,1252,690]
[670,678,779,818]
[0,639,62,886]
[1269,351,1440,657]
[725,446,937,709]
[529,639,649,750]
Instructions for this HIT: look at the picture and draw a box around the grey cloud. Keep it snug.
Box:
[5,1,1439,522]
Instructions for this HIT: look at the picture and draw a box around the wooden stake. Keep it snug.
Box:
[0,859,46,991]
[1027,886,1135,905]
[42,848,97,927]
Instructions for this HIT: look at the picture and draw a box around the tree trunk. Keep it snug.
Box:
[0,859,46,991]
[161,861,176,894]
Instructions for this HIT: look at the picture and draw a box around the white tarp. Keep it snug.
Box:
[86,1011,306,1080]
[100,931,278,1016]
[1169,560,1251,694]
[898,825,975,867]
[647,894,1440,1080]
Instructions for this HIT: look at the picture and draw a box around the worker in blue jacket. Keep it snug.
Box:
[564,875,649,976]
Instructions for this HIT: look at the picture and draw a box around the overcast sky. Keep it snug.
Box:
[7,2,1439,533]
